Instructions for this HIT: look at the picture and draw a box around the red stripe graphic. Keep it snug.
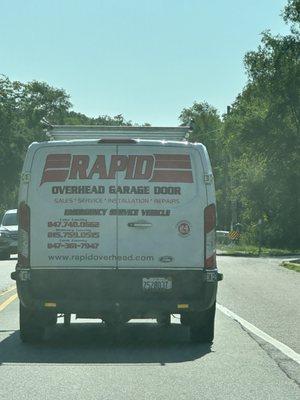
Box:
[151,170,193,183]
[41,154,71,185]
[41,170,70,184]
[40,153,194,184]
[155,160,192,169]
[44,154,71,167]
[154,154,190,161]
[44,159,72,168]
[152,154,193,182]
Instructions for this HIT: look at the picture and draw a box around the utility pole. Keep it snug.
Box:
[225,106,232,230]
[258,219,263,255]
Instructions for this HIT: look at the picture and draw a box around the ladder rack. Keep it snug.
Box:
[46,125,191,141]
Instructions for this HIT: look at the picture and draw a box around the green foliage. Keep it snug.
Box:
[218,244,300,257]
[218,1,300,248]
[0,76,72,210]
[62,111,132,126]
[0,75,134,212]
[179,101,222,168]
[281,260,300,272]
[180,1,300,249]
[282,0,300,34]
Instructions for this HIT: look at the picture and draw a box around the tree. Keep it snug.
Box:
[0,76,134,213]
[179,102,222,168]
[221,0,300,247]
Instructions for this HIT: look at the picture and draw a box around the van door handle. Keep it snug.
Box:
[127,222,153,228]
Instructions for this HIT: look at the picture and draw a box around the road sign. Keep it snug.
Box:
[228,230,240,240]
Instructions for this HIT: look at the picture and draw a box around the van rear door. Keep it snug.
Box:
[116,144,206,270]
[28,144,118,269]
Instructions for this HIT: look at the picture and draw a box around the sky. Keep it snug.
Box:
[0,0,291,126]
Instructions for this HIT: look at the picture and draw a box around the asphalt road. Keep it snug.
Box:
[0,256,299,399]
[0,255,17,292]
[218,256,300,353]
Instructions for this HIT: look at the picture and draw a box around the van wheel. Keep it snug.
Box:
[189,302,216,343]
[19,303,45,343]
[157,313,171,326]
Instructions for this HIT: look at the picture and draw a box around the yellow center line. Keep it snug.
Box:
[0,293,18,312]
[0,285,16,296]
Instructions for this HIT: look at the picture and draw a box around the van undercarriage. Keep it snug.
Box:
[13,268,222,343]
[15,268,220,313]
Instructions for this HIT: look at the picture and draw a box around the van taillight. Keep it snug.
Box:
[18,202,30,267]
[204,204,216,269]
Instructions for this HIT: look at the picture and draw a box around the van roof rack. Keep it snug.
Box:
[46,125,191,141]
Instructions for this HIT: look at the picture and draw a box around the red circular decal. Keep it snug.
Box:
[177,221,191,236]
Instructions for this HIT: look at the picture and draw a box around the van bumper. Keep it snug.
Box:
[13,268,221,316]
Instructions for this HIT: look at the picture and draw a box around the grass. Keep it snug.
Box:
[217,244,300,257]
[281,261,300,272]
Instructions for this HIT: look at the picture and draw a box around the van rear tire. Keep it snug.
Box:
[189,302,216,343]
[19,303,45,343]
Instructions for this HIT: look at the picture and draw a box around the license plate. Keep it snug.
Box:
[143,277,172,291]
[205,271,218,282]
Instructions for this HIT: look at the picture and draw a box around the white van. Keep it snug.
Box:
[12,125,222,343]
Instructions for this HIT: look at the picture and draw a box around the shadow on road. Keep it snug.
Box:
[0,322,212,365]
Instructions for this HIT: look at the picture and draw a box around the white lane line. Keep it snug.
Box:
[217,303,300,365]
